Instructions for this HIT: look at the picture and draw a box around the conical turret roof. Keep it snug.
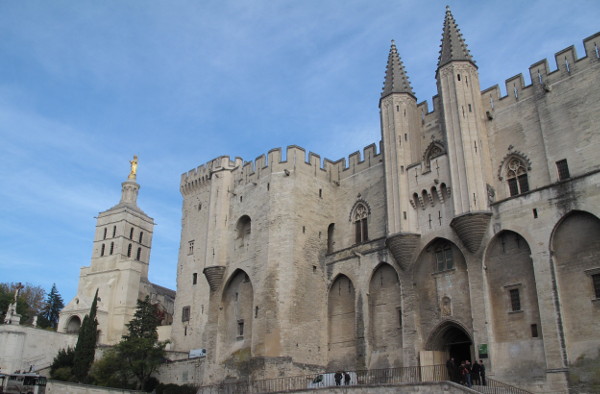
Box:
[381,40,415,99]
[437,6,475,69]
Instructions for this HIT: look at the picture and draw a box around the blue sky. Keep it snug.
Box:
[1,0,599,305]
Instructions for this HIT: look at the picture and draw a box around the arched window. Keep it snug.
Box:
[327,223,335,253]
[138,231,144,244]
[103,228,107,240]
[506,157,529,196]
[100,244,105,257]
[127,243,132,257]
[112,226,116,238]
[136,247,142,261]
[434,242,453,272]
[129,228,134,239]
[236,216,252,248]
[353,204,369,244]
[109,242,114,255]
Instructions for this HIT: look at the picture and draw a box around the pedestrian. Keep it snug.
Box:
[465,360,472,388]
[344,371,351,385]
[446,357,456,382]
[479,360,486,386]
[471,359,481,385]
[334,371,342,386]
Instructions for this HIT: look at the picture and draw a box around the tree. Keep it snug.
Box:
[38,283,64,329]
[0,282,45,324]
[50,347,75,381]
[115,296,167,390]
[72,289,99,382]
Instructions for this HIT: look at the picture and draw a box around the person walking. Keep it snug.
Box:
[479,360,486,386]
[471,359,481,385]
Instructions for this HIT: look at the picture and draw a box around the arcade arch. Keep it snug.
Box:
[328,274,356,369]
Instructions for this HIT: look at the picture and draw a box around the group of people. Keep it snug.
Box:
[334,371,351,386]
[445,357,486,387]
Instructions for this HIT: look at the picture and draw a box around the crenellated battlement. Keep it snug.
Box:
[180,143,383,195]
[481,32,600,112]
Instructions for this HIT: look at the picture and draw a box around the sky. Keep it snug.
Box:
[1,0,599,305]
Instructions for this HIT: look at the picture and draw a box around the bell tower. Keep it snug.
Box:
[58,156,156,344]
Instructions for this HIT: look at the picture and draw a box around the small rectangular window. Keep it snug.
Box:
[556,159,570,180]
[188,240,194,255]
[192,273,197,285]
[182,306,190,322]
[592,274,600,299]
[531,324,539,338]
[509,288,521,312]
[237,320,244,337]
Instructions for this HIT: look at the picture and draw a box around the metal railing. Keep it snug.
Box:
[196,364,449,394]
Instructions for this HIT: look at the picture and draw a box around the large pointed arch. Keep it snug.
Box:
[327,274,356,370]
[218,269,254,359]
[368,263,403,368]
[550,210,600,362]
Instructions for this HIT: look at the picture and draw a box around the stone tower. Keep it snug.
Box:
[436,6,493,252]
[58,157,157,344]
[380,40,422,268]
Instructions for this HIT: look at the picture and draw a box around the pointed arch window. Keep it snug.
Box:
[136,247,142,261]
[127,243,132,258]
[353,203,369,244]
[100,244,105,257]
[506,158,529,196]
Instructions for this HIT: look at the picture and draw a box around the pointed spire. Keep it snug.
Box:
[381,40,415,99]
[437,6,475,69]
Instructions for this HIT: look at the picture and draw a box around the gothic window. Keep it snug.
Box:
[506,158,529,196]
[556,159,570,180]
[353,204,369,244]
[181,306,190,322]
[509,288,521,312]
[136,247,142,261]
[100,244,105,257]
[127,243,132,257]
[434,243,453,272]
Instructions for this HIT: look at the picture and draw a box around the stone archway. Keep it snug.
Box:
[66,315,81,333]
[327,274,356,370]
[425,320,473,363]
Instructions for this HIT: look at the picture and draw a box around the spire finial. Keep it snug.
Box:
[437,6,475,69]
[381,40,415,99]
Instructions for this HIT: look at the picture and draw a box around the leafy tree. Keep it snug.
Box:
[116,296,167,390]
[50,347,75,381]
[38,283,64,329]
[89,348,132,389]
[72,289,99,382]
[0,282,45,324]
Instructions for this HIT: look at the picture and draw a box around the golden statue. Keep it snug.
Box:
[128,155,138,179]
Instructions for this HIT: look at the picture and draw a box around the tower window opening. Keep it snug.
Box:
[319,188,322,198]
[404,133,408,141]
[182,306,190,322]
[237,319,244,337]
[112,226,116,238]
[127,243,132,257]
[533,208,538,218]
[465,76,468,86]
[193,273,197,285]
[188,240,194,255]
[531,324,539,337]
[457,74,461,81]
[129,228,134,239]
[396,105,399,112]
[109,242,114,255]
[100,244,105,257]
[556,159,570,180]
[138,231,143,243]
[468,104,472,112]
[136,247,141,261]
[103,228,107,240]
